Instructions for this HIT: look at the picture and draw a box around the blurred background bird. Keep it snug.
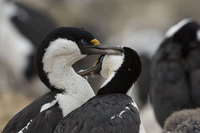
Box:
[163,108,200,133]
[0,0,57,95]
[1,0,200,132]
[150,19,200,130]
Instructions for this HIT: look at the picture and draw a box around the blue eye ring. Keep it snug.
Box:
[80,39,88,45]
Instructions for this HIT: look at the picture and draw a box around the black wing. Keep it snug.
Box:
[54,94,140,133]
[2,91,58,133]
[150,41,190,127]
[21,103,63,133]
[187,48,200,106]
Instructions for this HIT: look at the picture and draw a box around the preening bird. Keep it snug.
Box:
[0,0,56,81]
[163,108,200,133]
[2,27,122,133]
[54,47,146,133]
[150,19,200,127]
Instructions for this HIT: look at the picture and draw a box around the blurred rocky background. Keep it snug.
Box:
[0,0,200,132]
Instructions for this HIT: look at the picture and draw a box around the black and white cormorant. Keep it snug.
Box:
[150,19,200,127]
[0,0,56,81]
[163,108,200,133]
[2,27,122,133]
[54,47,146,133]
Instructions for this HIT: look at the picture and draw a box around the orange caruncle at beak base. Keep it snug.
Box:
[93,60,99,67]
[90,39,100,46]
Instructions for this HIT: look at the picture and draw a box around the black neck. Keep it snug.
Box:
[97,47,141,95]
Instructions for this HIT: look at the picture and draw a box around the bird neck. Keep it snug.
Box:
[97,48,141,96]
[46,56,93,94]
[48,58,95,116]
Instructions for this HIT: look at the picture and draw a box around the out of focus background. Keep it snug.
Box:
[0,0,200,132]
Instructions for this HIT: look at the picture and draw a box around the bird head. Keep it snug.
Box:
[79,47,142,95]
[35,27,123,91]
[166,19,200,46]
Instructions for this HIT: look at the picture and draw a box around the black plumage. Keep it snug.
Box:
[3,91,60,133]
[97,47,141,95]
[55,94,140,133]
[3,27,122,133]
[54,47,143,133]
[150,19,200,127]
[3,27,105,133]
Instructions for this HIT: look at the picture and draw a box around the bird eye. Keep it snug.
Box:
[80,39,88,45]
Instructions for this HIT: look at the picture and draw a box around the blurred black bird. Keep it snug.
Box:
[0,0,56,82]
[54,47,146,133]
[150,19,200,127]
[2,27,122,133]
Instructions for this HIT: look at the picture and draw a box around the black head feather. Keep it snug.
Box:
[97,47,142,95]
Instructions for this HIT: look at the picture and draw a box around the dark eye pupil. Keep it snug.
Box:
[80,39,87,45]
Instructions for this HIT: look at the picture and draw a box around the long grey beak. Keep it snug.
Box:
[80,46,124,55]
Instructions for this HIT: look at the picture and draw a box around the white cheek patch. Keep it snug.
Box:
[101,54,124,78]
[42,38,81,74]
[166,19,192,38]
[100,54,124,88]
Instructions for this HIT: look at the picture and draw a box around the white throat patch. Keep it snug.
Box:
[100,54,124,88]
[166,19,192,38]
[42,38,95,116]
[42,38,85,90]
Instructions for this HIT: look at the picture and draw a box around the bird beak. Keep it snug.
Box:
[78,39,123,76]
[80,45,124,56]
[77,55,104,76]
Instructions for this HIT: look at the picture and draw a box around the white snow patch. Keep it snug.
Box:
[140,103,162,133]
